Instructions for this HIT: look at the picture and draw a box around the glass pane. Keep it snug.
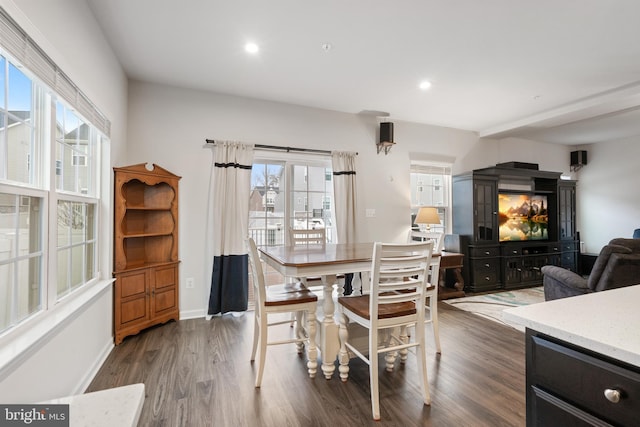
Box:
[71,244,83,290]
[249,163,285,246]
[6,118,32,183]
[307,166,325,192]
[64,108,80,137]
[292,191,309,227]
[57,247,69,296]
[7,63,32,113]
[18,196,41,254]
[16,256,41,322]
[0,56,5,108]
[0,193,17,261]
[307,193,326,229]
[71,202,85,244]
[292,165,307,191]
[55,101,64,141]
[55,142,76,192]
[86,203,95,241]
[86,242,95,280]
[73,123,90,195]
[55,104,95,194]
[57,201,71,247]
[0,263,13,332]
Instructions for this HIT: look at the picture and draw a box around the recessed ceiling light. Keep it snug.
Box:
[245,42,259,54]
[419,81,432,91]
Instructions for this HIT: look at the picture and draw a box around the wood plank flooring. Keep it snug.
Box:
[87,303,526,426]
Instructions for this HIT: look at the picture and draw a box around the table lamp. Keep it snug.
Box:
[414,206,441,231]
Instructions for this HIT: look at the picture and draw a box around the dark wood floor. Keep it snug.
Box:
[87,303,526,426]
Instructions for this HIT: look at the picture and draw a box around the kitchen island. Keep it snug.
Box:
[503,285,640,426]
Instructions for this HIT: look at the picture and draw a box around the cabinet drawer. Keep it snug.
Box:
[471,258,499,272]
[502,246,522,256]
[530,386,612,427]
[529,335,640,426]
[469,246,500,257]
[561,241,577,252]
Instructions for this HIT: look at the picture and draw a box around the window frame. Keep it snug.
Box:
[410,161,453,234]
[250,152,335,247]
[0,48,105,337]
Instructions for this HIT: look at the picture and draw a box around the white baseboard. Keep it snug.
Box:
[78,339,114,394]
[180,309,207,320]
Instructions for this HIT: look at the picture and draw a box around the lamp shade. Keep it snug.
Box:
[414,207,441,225]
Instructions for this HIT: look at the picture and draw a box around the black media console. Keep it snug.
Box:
[452,163,578,292]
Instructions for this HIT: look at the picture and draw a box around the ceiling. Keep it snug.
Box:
[86,0,640,145]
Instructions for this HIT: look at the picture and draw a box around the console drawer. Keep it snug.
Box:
[469,246,500,258]
[529,334,640,426]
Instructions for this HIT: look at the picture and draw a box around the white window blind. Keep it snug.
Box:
[0,7,110,136]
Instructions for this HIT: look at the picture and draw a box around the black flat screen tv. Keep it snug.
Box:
[498,193,548,242]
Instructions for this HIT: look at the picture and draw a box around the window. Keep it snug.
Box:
[0,57,36,185]
[0,48,105,335]
[410,162,452,234]
[249,156,335,247]
[0,191,43,332]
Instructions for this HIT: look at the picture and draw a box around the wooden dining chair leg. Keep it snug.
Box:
[370,325,381,421]
[255,314,269,388]
[430,297,441,354]
[251,314,259,362]
[415,319,431,405]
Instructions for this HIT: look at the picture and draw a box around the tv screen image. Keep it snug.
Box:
[498,193,548,242]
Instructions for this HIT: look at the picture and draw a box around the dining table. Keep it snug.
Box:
[258,242,374,379]
[258,242,450,380]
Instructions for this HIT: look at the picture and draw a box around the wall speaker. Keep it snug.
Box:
[570,150,587,171]
[380,122,394,143]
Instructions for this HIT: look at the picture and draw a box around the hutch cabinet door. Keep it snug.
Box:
[473,179,497,243]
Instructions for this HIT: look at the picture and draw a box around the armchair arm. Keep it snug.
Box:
[540,265,589,301]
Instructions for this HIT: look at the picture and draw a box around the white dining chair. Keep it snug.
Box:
[247,238,318,387]
[337,241,433,420]
[408,230,443,353]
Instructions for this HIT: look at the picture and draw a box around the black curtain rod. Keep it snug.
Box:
[205,139,357,155]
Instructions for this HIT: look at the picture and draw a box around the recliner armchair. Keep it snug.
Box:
[542,238,640,301]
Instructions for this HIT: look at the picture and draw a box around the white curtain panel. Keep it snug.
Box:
[331,151,358,244]
[207,141,255,315]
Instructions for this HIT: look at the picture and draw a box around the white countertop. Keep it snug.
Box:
[503,285,640,367]
[42,383,145,427]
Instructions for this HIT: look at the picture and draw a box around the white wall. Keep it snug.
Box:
[126,80,573,318]
[574,137,640,253]
[0,0,127,401]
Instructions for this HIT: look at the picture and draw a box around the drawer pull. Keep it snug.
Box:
[604,388,621,403]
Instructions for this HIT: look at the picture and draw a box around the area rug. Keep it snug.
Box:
[444,287,545,332]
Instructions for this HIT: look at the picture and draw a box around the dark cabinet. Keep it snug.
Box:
[558,181,576,241]
[452,164,578,291]
[526,330,640,426]
[469,245,501,291]
[558,181,578,272]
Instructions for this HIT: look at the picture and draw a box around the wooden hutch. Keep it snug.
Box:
[113,163,181,344]
[452,162,577,293]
